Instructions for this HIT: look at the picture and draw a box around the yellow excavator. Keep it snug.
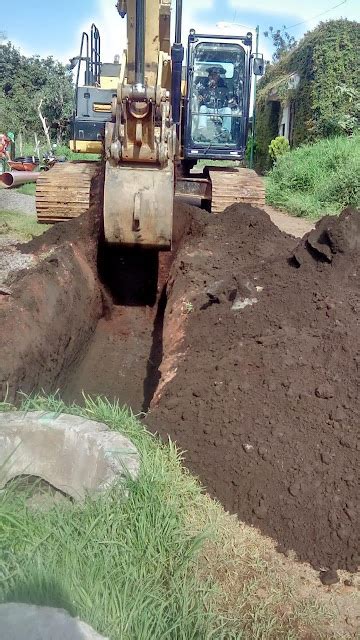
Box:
[36,0,265,248]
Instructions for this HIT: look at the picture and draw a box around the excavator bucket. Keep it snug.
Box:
[103,160,174,249]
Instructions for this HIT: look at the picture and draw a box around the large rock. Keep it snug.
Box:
[0,411,139,500]
[0,603,108,639]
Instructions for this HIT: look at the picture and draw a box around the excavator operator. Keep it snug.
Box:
[196,66,233,141]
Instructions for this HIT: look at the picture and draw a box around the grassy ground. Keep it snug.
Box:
[14,183,36,196]
[266,134,360,219]
[0,211,50,240]
[1,395,353,639]
[54,144,101,162]
[16,141,100,163]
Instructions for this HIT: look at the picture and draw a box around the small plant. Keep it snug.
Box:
[182,300,194,314]
[245,136,257,165]
[268,136,290,163]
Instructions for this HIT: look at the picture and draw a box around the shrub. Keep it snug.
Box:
[268,136,290,163]
[266,134,360,218]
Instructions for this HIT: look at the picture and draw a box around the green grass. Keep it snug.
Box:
[54,144,101,162]
[16,141,101,163]
[266,134,360,219]
[14,183,36,196]
[0,211,50,240]
[0,395,226,639]
[0,395,349,639]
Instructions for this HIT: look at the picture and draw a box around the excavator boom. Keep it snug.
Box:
[104,0,174,248]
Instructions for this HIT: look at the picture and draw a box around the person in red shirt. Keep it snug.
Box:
[0,133,11,161]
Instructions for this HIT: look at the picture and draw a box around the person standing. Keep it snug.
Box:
[0,133,11,172]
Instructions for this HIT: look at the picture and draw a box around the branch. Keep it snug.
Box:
[38,98,51,151]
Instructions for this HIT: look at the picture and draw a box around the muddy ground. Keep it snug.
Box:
[0,199,359,576]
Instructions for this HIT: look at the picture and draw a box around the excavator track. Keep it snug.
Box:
[36,162,99,223]
[208,167,265,214]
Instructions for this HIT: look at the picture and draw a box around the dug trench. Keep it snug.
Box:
[0,198,359,576]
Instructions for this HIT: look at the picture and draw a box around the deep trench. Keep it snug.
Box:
[63,242,171,413]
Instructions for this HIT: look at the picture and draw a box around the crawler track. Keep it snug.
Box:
[36,162,99,223]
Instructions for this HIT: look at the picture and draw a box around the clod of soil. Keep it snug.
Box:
[148,205,360,573]
[320,569,340,586]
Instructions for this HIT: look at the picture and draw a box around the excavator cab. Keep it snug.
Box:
[184,31,253,162]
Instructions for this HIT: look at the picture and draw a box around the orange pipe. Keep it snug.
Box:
[0,171,41,188]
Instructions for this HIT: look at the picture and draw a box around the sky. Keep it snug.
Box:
[1,0,359,67]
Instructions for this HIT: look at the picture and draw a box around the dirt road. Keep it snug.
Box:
[0,187,36,215]
[262,204,314,237]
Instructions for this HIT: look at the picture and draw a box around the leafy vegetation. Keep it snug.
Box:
[0,395,344,639]
[14,183,36,196]
[256,19,360,171]
[0,42,74,142]
[263,26,297,62]
[266,134,360,218]
[328,85,360,136]
[268,136,290,163]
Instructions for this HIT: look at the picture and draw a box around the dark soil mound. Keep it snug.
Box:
[148,205,360,572]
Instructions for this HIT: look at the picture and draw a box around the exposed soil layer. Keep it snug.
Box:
[147,205,360,573]
[0,204,103,403]
[63,202,194,411]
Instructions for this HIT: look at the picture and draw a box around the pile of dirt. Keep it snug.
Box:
[148,205,360,573]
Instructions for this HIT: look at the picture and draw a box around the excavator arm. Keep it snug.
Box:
[103,0,176,248]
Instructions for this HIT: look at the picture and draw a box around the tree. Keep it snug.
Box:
[0,41,74,142]
[263,26,297,63]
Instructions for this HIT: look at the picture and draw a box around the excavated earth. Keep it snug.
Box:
[0,208,103,401]
[147,205,360,573]
[0,199,359,575]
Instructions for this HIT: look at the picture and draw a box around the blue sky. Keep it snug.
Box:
[1,0,359,65]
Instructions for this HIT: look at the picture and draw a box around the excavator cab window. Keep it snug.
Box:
[188,42,245,148]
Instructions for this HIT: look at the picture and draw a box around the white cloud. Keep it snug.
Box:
[90,0,127,63]
[59,0,126,68]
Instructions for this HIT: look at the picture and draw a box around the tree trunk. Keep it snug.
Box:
[38,99,51,151]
